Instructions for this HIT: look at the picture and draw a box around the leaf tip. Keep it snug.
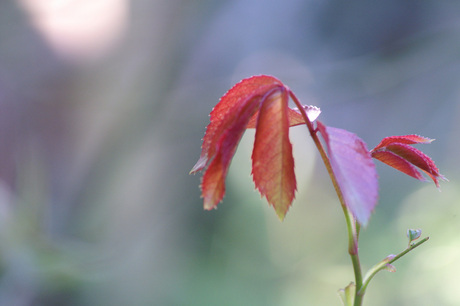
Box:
[190,155,208,174]
[276,212,286,222]
[202,191,223,211]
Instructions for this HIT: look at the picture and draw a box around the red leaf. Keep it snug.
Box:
[192,75,315,215]
[386,143,439,177]
[317,121,378,226]
[191,75,284,174]
[371,150,426,181]
[252,88,296,220]
[191,75,323,217]
[372,135,433,152]
[371,135,446,188]
[201,99,262,209]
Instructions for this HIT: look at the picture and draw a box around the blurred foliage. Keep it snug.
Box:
[0,0,459,305]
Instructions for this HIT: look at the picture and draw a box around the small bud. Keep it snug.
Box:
[338,282,355,306]
[407,229,422,245]
[383,264,396,273]
[384,254,396,262]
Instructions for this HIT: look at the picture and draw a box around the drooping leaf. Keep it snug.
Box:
[251,88,296,220]
[191,75,284,174]
[370,135,446,188]
[317,121,378,226]
[190,75,321,215]
[201,99,262,209]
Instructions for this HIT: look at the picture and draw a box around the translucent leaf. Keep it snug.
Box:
[191,75,283,174]
[192,75,284,209]
[317,121,378,226]
[251,89,296,220]
[191,75,320,216]
[201,99,263,209]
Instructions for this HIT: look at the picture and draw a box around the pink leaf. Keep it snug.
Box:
[317,121,378,226]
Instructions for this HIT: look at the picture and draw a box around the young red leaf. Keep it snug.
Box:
[370,135,446,188]
[201,99,262,209]
[190,75,284,174]
[386,143,438,176]
[317,121,378,226]
[372,135,433,152]
[191,75,321,216]
[252,88,295,220]
[371,150,426,181]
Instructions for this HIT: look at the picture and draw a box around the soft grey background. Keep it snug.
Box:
[0,1,459,305]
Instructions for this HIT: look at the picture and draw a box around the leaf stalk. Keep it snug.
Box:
[288,90,364,305]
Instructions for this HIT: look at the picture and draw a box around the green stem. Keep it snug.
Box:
[288,90,430,305]
[359,237,430,296]
[288,90,364,305]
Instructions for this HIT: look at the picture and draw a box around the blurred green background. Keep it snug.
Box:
[0,0,459,305]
